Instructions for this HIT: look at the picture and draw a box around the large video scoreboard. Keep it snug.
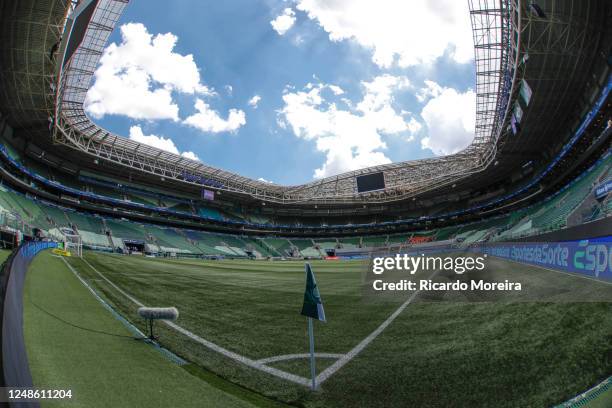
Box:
[356,172,385,193]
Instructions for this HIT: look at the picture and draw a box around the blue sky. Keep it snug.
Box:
[86,0,476,185]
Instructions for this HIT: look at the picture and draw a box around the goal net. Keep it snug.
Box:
[64,234,83,257]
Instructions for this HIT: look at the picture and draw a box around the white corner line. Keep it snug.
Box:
[256,353,345,365]
[77,257,312,387]
[315,269,439,385]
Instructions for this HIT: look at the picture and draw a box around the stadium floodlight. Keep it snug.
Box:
[64,234,82,257]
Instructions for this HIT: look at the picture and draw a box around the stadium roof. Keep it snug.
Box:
[51,0,513,204]
[1,0,609,207]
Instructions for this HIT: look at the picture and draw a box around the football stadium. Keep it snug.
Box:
[0,0,611,407]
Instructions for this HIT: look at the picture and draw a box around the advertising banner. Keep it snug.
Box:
[476,237,612,280]
[594,180,612,199]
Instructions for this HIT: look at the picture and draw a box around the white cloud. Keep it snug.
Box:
[248,95,262,108]
[85,23,211,120]
[85,68,179,121]
[271,8,297,35]
[420,82,475,156]
[180,151,200,161]
[406,117,423,135]
[295,0,473,68]
[128,126,199,160]
[258,177,274,183]
[279,75,420,179]
[416,80,444,102]
[184,99,246,133]
[328,85,344,95]
[357,75,411,112]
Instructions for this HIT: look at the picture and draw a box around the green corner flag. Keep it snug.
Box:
[301,263,325,390]
[301,263,326,322]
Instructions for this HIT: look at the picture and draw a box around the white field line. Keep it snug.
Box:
[81,257,436,387]
[60,257,146,340]
[257,353,344,365]
[78,258,311,387]
[315,269,439,385]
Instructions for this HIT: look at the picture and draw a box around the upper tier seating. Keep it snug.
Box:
[79,230,111,248]
[338,237,361,248]
[262,238,294,256]
[106,219,146,241]
[144,225,199,254]
[65,211,106,235]
[288,239,321,257]
[315,240,338,250]
[0,148,607,254]
[362,235,388,247]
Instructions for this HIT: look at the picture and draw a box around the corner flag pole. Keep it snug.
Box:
[308,317,316,390]
[300,263,326,391]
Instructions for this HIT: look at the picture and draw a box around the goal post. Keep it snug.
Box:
[64,234,83,257]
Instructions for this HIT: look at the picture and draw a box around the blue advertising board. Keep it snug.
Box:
[479,237,612,281]
[594,180,612,199]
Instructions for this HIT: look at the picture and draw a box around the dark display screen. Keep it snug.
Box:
[63,0,98,66]
[356,172,385,193]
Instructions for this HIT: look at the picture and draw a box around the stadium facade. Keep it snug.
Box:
[0,0,610,256]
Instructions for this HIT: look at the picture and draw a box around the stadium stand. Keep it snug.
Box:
[180,230,238,256]
[287,239,319,257]
[65,211,106,235]
[314,240,338,251]
[0,0,608,263]
[144,225,199,254]
[338,237,361,248]
[197,207,224,220]
[362,235,388,247]
[40,205,71,228]
[0,2,611,404]
[0,146,608,258]
[0,148,609,257]
[259,238,292,256]
[105,219,146,241]
[78,230,112,250]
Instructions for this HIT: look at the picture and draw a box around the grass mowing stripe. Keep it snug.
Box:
[59,257,142,339]
[81,257,144,306]
[64,254,291,407]
[25,251,255,408]
[316,269,439,385]
[85,254,439,387]
[181,364,292,408]
[79,256,313,388]
[72,252,612,407]
[60,256,187,365]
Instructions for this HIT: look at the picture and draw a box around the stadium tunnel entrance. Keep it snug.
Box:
[123,239,145,255]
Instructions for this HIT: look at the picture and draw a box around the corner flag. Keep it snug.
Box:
[301,263,326,322]
[301,263,325,390]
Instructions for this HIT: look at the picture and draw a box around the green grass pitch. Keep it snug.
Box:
[24,250,612,407]
[23,251,261,408]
